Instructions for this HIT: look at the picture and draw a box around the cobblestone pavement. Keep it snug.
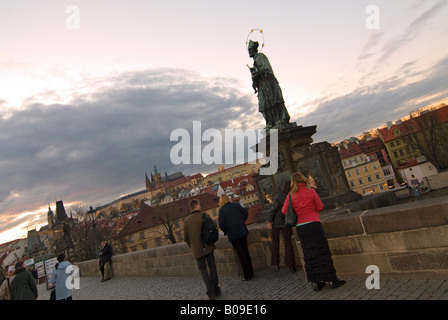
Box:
[37,267,448,301]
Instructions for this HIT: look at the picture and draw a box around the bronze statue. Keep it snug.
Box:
[248,40,292,130]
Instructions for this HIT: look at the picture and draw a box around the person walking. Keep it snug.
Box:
[267,181,297,273]
[183,199,221,300]
[0,266,15,300]
[49,253,74,300]
[218,194,254,281]
[99,241,113,282]
[282,172,345,291]
[10,260,38,300]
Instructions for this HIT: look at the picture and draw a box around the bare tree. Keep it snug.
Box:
[402,108,448,172]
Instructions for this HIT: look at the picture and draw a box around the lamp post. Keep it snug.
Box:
[87,206,99,258]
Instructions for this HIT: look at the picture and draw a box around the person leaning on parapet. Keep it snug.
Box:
[267,180,297,273]
[282,172,346,291]
[10,260,38,300]
[183,199,221,300]
[0,266,15,300]
[50,253,74,300]
[99,240,113,282]
[218,194,254,281]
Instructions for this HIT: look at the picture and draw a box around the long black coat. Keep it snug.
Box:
[100,243,113,265]
[218,202,249,242]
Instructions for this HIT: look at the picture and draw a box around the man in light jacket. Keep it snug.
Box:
[50,253,74,300]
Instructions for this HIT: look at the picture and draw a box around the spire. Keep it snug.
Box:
[145,172,151,191]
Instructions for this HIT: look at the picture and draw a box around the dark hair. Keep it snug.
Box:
[281,181,291,193]
[57,253,66,262]
[189,199,200,211]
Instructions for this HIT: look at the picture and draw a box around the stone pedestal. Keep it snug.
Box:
[253,125,361,218]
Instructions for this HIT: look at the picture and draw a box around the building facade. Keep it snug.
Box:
[339,141,389,196]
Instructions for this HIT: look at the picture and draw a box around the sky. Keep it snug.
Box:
[1,0,448,244]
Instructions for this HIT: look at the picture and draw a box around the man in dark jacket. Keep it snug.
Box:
[10,260,38,300]
[99,241,113,282]
[267,181,296,272]
[184,199,221,300]
[218,195,254,281]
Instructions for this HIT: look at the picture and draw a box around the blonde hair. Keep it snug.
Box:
[219,194,230,207]
[290,172,310,193]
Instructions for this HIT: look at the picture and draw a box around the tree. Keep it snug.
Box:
[402,108,448,172]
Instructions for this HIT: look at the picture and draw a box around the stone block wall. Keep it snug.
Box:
[319,195,448,279]
[77,195,448,280]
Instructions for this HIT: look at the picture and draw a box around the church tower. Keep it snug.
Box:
[47,205,54,229]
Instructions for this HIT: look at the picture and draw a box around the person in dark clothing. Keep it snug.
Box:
[10,260,38,300]
[218,194,254,281]
[183,199,221,300]
[267,181,297,273]
[99,241,113,282]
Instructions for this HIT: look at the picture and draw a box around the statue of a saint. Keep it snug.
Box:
[248,40,292,129]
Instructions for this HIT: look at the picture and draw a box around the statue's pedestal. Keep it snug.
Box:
[253,125,361,218]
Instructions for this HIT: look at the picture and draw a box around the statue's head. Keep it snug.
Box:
[248,40,259,57]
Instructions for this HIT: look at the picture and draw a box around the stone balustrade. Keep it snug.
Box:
[77,195,448,279]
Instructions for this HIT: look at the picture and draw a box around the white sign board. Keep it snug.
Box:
[44,257,58,290]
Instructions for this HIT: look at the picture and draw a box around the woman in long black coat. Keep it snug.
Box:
[218,194,254,281]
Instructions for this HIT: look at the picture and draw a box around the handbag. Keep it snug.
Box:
[284,193,297,227]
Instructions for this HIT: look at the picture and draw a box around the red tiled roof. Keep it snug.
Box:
[378,105,448,143]
[245,204,262,225]
[360,138,385,154]
[339,142,364,159]
[396,158,428,170]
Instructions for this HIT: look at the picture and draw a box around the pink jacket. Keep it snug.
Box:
[282,183,324,225]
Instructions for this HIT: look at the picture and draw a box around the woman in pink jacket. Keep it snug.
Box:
[282,172,345,291]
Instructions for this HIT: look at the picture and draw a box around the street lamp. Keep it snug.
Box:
[88,206,99,258]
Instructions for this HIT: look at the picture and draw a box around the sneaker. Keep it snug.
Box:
[311,281,326,291]
[329,278,346,289]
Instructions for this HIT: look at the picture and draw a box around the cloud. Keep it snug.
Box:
[379,0,446,64]
[293,55,448,143]
[0,68,260,238]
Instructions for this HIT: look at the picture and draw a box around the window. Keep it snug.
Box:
[364,166,369,172]
[399,150,404,157]
[358,179,363,185]
[376,174,381,180]
[350,181,355,187]
[393,151,398,158]
[384,168,391,176]
[390,142,395,147]
[129,235,135,243]
[347,171,352,177]
[367,176,372,182]
[139,232,145,240]
[372,164,378,169]
[355,169,359,175]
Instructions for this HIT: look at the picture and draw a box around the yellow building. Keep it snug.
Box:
[378,123,421,169]
[378,104,448,171]
[117,193,219,252]
[339,142,389,195]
